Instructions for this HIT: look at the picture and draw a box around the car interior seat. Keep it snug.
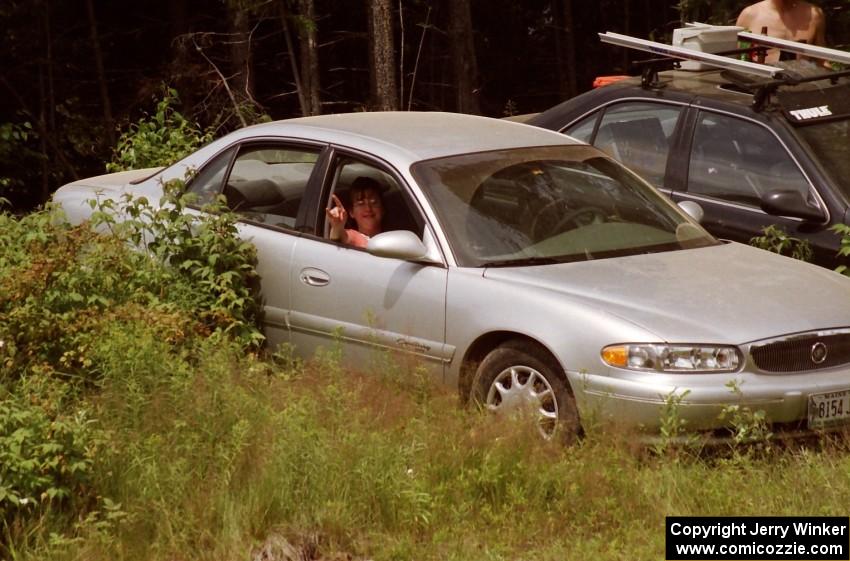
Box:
[380,188,421,234]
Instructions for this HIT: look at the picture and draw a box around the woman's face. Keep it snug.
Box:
[350,187,384,235]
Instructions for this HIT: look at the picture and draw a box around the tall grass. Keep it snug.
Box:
[10,331,850,561]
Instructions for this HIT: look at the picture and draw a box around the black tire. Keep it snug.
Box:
[470,340,580,443]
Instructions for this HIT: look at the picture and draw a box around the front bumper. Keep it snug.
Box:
[568,365,850,433]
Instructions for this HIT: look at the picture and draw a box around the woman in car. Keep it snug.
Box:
[326,176,385,248]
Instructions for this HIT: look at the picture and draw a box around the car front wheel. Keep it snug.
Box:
[471,340,579,442]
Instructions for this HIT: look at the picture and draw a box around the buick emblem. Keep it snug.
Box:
[811,342,828,365]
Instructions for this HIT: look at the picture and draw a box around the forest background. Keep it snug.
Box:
[3,0,850,212]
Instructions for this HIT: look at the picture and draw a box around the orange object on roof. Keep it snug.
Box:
[593,75,630,88]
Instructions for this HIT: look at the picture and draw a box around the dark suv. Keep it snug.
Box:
[527,62,850,268]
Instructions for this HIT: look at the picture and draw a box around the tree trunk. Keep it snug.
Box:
[169,0,188,44]
[448,0,480,114]
[298,0,321,115]
[406,5,431,110]
[84,0,115,146]
[622,0,631,72]
[39,65,49,203]
[43,0,55,131]
[367,0,398,111]
[228,1,254,110]
[42,0,55,202]
[559,0,577,98]
[167,0,193,113]
[279,1,308,116]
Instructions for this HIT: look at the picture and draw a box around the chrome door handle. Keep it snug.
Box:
[299,267,330,287]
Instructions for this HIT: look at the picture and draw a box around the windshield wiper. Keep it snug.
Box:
[479,256,560,268]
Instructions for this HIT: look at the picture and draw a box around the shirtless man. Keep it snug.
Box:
[736,0,826,62]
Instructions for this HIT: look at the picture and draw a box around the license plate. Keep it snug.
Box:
[808,390,850,429]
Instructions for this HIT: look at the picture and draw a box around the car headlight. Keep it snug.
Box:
[601,344,741,373]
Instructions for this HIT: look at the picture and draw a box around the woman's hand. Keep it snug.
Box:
[326,193,348,242]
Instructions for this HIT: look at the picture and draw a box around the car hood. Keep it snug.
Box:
[482,241,850,344]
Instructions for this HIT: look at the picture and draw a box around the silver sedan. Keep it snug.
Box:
[54,112,850,440]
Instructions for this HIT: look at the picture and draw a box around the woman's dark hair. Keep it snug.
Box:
[349,176,384,203]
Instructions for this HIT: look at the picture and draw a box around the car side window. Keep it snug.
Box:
[564,112,599,143]
[323,157,424,243]
[221,145,320,229]
[687,112,812,208]
[187,146,237,205]
[592,102,682,188]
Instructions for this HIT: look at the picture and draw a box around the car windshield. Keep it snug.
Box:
[796,119,850,200]
[411,145,718,267]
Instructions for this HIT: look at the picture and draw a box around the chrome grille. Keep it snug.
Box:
[751,332,850,372]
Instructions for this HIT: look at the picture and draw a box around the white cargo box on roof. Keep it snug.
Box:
[672,22,744,71]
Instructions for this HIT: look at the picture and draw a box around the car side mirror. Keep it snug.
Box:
[761,190,825,223]
[677,200,704,224]
[367,230,432,261]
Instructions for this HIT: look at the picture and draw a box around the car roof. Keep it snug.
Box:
[535,65,850,122]
[605,69,755,104]
[527,69,756,131]
[231,111,580,162]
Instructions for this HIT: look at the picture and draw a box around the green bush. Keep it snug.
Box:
[90,180,264,347]
[0,186,262,548]
[107,87,214,173]
[832,223,850,275]
[0,380,95,512]
[1,212,188,381]
[750,224,813,262]
[0,121,43,208]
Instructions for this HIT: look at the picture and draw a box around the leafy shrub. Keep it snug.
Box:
[0,181,262,539]
[0,211,188,381]
[107,87,214,173]
[832,223,850,275]
[90,179,264,347]
[0,380,96,513]
[0,122,34,190]
[717,380,773,448]
[749,224,813,262]
[0,121,45,209]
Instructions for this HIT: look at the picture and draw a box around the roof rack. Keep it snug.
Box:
[739,32,850,65]
[599,31,785,79]
[599,26,850,110]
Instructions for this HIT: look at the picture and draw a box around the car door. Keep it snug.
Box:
[563,100,687,197]
[672,108,828,248]
[186,140,328,349]
[288,151,451,379]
